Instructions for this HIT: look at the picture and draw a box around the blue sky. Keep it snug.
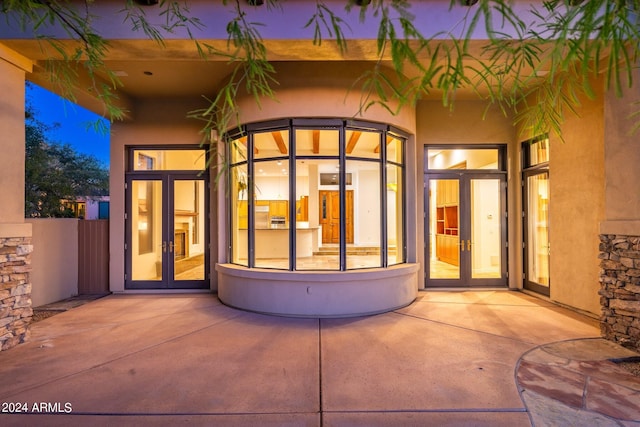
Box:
[26,83,111,166]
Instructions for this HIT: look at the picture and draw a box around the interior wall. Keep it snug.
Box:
[110,97,215,292]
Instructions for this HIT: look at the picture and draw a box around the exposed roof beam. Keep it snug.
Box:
[345,131,362,154]
[312,130,320,154]
[374,135,394,153]
[271,131,288,154]
[238,136,258,155]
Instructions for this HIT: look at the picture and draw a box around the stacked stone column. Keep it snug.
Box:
[0,235,33,351]
[599,234,640,352]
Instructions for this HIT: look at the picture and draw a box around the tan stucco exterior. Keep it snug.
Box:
[547,82,606,314]
[109,97,215,292]
[416,100,519,288]
[601,68,640,236]
[0,2,637,319]
[26,219,79,306]
[0,50,30,225]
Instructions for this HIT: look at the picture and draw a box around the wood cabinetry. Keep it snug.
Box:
[296,196,308,221]
[435,180,459,266]
[236,200,289,229]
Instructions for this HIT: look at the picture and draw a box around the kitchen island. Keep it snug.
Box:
[236,225,320,259]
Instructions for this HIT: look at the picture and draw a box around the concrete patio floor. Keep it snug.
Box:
[0,291,638,426]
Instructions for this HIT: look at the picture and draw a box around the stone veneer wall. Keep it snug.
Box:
[0,236,33,351]
[599,234,640,352]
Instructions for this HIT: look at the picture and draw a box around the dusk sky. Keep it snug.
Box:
[26,83,111,166]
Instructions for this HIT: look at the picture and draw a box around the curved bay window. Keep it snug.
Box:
[228,119,406,271]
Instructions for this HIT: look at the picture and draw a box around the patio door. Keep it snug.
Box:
[426,174,507,287]
[126,174,208,289]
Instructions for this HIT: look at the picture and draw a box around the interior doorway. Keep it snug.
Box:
[319,190,353,244]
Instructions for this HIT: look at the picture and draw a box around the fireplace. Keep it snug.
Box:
[174,223,189,259]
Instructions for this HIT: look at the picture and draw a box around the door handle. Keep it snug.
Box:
[169,241,174,253]
[459,240,465,252]
[467,240,472,251]
[162,241,167,253]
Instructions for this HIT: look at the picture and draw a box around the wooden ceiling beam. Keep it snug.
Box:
[312,130,320,154]
[374,135,394,153]
[237,136,258,155]
[271,131,288,154]
[345,131,362,154]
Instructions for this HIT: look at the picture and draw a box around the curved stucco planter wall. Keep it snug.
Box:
[216,62,418,317]
[217,264,419,318]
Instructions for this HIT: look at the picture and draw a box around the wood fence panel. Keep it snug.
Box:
[78,220,110,295]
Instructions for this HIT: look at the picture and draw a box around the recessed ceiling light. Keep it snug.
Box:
[114,70,128,77]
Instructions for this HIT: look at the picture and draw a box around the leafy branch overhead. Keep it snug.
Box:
[2,0,639,142]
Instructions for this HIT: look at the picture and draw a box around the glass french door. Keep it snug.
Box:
[426,174,507,287]
[126,174,208,289]
[523,170,550,295]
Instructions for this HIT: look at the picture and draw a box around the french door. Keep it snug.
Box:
[126,174,208,289]
[426,173,507,287]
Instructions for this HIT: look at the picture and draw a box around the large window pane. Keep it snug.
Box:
[231,164,248,266]
[230,136,248,164]
[255,130,289,160]
[254,160,290,269]
[429,179,460,279]
[347,160,381,269]
[427,149,499,170]
[346,129,381,159]
[387,135,403,164]
[526,173,550,287]
[526,137,549,166]
[131,180,163,280]
[470,179,502,279]
[173,179,205,280]
[133,149,205,171]
[296,159,339,270]
[296,128,339,156]
[387,164,403,265]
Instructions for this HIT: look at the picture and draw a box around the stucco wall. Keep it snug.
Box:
[26,219,79,307]
[547,85,605,315]
[0,57,27,223]
[601,67,640,235]
[233,62,417,133]
[415,100,518,288]
[110,97,215,293]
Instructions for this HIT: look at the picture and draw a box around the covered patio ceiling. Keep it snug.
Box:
[2,37,547,118]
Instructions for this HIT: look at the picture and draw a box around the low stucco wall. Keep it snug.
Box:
[26,219,78,306]
[217,263,419,317]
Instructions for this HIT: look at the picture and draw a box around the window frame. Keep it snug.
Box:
[226,119,407,271]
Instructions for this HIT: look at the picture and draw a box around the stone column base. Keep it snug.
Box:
[0,224,33,351]
[599,234,640,352]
